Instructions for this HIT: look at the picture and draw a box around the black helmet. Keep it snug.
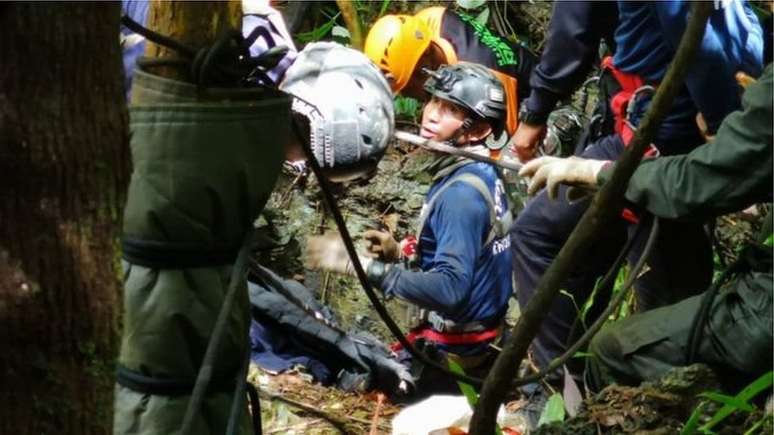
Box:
[423,62,506,138]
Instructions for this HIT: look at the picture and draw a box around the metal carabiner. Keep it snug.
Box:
[624,85,656,131]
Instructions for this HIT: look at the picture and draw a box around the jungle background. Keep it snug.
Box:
[0,1,771,434]
[248,1,772,434]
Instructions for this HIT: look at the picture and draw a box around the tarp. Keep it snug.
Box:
[114,69,291,435]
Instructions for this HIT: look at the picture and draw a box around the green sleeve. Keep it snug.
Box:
[597,64,773,221]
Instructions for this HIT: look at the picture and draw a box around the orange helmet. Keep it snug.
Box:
[364,14,433,93]
[364,15,407,72]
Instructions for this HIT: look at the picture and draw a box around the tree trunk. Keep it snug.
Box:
[336,0,364,50]
[144,0,242,81]
[0,3,130,435]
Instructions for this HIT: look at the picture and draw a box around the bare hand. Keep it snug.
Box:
[512,122,547,162]
[306,232,353,274]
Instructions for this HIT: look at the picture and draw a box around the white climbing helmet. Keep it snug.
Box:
[280,41,395,182]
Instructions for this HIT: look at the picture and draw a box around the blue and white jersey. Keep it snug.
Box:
[381,161,512,326]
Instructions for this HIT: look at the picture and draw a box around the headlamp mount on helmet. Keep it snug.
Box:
[422,62,507,148]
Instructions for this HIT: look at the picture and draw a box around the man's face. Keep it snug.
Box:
[420,96,468,142]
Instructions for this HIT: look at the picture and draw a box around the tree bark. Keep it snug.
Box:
[0,3,130,435]
[468,2,714,434]
[336,0,364,50]
[144,0,242,81]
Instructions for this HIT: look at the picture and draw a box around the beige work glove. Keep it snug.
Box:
[306,232,371,275]
[519,156,608,200]
[363,229,401,262]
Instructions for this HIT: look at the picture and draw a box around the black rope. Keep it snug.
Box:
[246,383,262,435]
[121,13,277,89]
[513,216,660,387]
[226,352,253,435]
[685,247,750,364]
[563,215,648,360]
[121,14,196,57]
[180,228,255,434]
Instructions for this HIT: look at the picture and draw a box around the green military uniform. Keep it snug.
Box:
[586,64,773,392]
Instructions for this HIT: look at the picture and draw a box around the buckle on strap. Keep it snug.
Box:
[427,311,487,333]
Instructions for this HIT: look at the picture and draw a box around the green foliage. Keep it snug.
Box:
[611,264,633,320]
[447,358,503,435]
[447,358,479,408]
[698,392,755,413]
[680,401,708,435]
[394,95,421,121]
[537,393,566,427]
[296,10,341,43]
[681,371,773,435]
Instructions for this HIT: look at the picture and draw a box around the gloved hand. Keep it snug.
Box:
[363,229,401,262]
[306,232,372,275]
[518,156,608,199]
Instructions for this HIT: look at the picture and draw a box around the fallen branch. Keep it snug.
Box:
[394,130,523,172]
[266,418,323,434]
[260,391,353,434]
[369,393,385,435]
[468,3,714,434]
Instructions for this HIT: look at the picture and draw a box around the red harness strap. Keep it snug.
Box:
[601,57,661,224]
[602,56,645,146]
[390,325,500,352]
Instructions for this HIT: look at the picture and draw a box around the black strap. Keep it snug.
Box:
[116,364,236,397]
[686,242,772,363]
[245,382,262,435]
[122,237,239,269]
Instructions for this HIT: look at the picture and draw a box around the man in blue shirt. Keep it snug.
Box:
[510,0,763,388]
[308,62,513,398]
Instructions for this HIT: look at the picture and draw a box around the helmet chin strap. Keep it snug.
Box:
[445,117,474,146]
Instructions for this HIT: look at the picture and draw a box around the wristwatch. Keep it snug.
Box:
[519,106,549,126]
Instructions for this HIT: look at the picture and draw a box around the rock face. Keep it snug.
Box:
[252,139,437,340]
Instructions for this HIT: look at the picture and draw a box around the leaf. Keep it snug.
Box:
[394,96,420,119]
[742,416,769,435]
[378,0,391,17]
[447,358,479,408]
[699,371,773,432]
[456,0,487,10]
[296,12,341,43]
[572,351,593,359]
[474,7,490,25]
[537,393,565,427]
[331,25,351,39]
[680,400,707,435]
[699,392,754,413]
[445,359,504,435]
